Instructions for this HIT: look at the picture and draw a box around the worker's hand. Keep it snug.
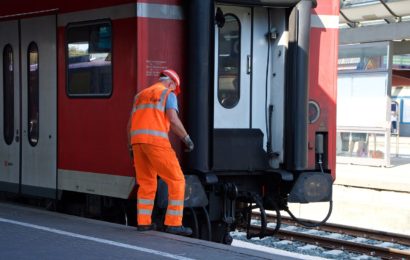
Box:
[182,135,194,152]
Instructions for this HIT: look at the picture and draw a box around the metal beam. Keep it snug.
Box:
[339,21,410,44]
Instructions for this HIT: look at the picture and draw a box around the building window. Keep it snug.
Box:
[66,20,112,97]
[338,44,389,72]
[28,42,39,146]
[3,44,14,145]
[218,14,241,109]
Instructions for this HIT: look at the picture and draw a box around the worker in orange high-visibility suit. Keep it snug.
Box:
[127,69,194,236]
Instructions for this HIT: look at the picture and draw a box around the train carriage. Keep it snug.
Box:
[0,0,338,243]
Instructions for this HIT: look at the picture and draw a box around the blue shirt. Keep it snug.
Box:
[165,92,179,113]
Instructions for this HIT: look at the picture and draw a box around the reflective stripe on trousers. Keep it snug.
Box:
[165,199,184,226]
[137,198,154,224]
[138,209,152,215]
[168,199,184,206]
[138,198,154,205]
[166,209,183,216]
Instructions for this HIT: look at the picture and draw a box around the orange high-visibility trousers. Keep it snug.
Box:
[132,143,185,226]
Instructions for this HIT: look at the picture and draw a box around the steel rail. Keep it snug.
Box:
[244,224,410,260]
[252,212,410,247]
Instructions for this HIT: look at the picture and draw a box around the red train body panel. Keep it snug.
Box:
[58,18,137,177]
[308,1,339,178]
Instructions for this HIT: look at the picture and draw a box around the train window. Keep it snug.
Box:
[66,20,112,97]
[218,14,241,109]
[27,42,39,146]
[3,44,14,145]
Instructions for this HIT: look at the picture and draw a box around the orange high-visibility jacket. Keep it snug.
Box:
[130,82,172,147]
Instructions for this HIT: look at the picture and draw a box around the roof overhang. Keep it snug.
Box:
[340,0,410,24]
[339,21,410,44]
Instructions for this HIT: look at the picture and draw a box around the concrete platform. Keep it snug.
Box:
[0,202,315,260]
[335,157,410,193]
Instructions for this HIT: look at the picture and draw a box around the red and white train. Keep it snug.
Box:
[0,0,338,243]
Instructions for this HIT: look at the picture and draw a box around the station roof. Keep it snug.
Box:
[339,0,410,27]
[339,1,410,86]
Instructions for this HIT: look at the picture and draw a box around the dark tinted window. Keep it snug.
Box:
[3,44,14,145]
[66,21,112,97]
[28,42,39,146]
[218,14,241,109]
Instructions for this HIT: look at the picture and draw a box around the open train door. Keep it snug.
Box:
[0,15,57,198]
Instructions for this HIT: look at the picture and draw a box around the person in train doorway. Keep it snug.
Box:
[128,69,194,236]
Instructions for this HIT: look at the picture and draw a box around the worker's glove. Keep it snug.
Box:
[182,135,194,152]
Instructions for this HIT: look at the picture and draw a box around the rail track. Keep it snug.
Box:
[243,212,410,259]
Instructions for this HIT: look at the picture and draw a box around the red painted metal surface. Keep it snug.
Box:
[138,0,182,4]
[0,0,182,18]
[311,0,339,15]
[57,2,186,176]
[308,0,339,179]
[0,0,132,17]
[136,15,186,159]
[58,18,137,177]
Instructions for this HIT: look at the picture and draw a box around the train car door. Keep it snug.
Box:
[214,6,251,128]
[0,21,20,193]
[213,5,275,171]
[20,15,57,198]
[0,15,56,197]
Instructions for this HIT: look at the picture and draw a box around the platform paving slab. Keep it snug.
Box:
[0,202,309,260]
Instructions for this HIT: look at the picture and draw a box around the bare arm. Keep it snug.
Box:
[166,109,188,139]
[127,95,137,146]
[127,111,132,146]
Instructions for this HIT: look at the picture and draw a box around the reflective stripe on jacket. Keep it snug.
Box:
[130,82,172,147]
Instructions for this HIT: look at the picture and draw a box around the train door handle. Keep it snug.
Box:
[15,129,20,143]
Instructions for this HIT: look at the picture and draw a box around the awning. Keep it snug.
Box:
[340,0,410,25]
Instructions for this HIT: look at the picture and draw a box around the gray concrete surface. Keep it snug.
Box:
[0,202,302,260]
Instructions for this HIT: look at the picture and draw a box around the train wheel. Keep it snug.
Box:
[210,221,233,245]
[182,207,199,238]
[196,207,212,241]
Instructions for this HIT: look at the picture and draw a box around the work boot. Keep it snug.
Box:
[137,223,156,231]
[165,226,193,236]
